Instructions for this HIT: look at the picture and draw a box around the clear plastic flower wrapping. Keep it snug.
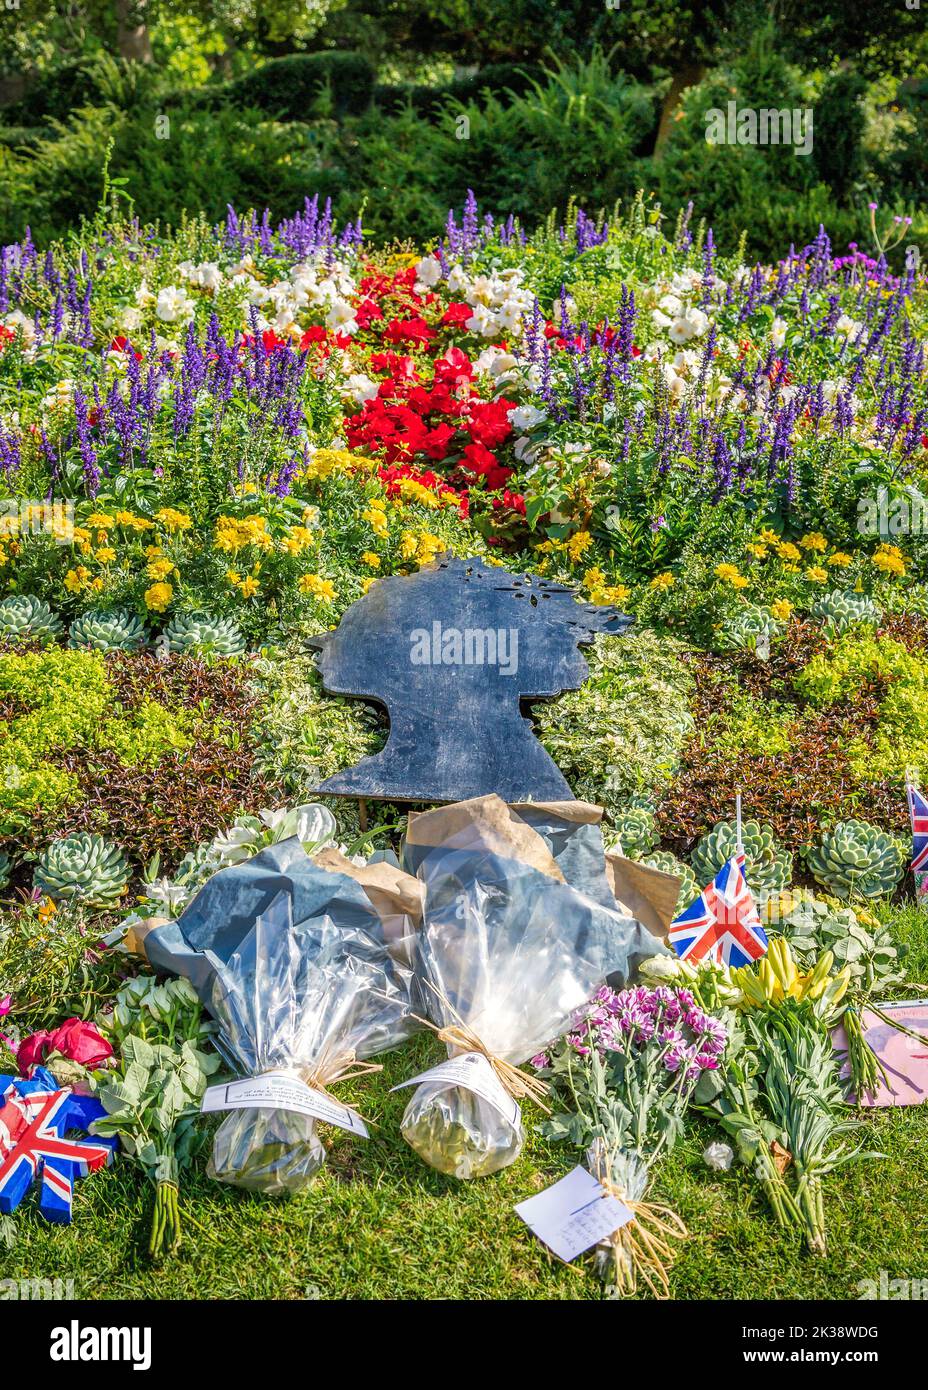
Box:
[207,890,416,1193]
[400,845,661,1179]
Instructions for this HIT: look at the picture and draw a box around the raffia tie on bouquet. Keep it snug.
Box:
[262,1048,383,1118]
[413,982,551,1113]
[590,1149,688,1299]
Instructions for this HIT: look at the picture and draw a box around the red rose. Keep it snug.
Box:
[17,1018,113,1076]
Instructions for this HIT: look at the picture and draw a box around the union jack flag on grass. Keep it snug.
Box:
[907,781,928,874]
[668,853,769,969]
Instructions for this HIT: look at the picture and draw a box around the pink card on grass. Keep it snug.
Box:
[833,999,928,1107]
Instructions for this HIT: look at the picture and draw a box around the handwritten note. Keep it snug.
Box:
[515,1166,633,1263]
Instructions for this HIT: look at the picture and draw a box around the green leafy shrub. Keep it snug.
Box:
[196,51,376,120]
[534,628,694,816]
[795,633,928,781]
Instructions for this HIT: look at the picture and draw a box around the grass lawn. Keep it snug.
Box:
[3,903,927,1301]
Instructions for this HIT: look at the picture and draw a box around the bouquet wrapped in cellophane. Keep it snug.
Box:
[399,812,663,1179]
[205,890,416,1193]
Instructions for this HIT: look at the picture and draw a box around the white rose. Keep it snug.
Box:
[510,404,547,431]
[155,285,195,324]
[415,254,442,287]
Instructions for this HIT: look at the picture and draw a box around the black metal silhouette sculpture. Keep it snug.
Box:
[308,555,633,803]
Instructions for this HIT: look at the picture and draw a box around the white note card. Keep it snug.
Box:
[515,1165,633,1263]
[201,1071,368,1137]
[391,1050,521,1127]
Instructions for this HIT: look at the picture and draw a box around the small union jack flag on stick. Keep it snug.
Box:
[906,771,928,874]
[668,853,769,969]
[0,1066,117,1223]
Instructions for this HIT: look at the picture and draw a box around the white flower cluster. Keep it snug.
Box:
[417,255,535,338]
[243,257,360,338]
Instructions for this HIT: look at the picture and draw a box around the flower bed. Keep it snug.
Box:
[1,192,927,1298]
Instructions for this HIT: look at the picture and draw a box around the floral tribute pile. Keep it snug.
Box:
[1,189,927,1295]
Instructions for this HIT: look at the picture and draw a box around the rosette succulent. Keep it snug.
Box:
[164,611,245,658]
[811,590,882,636]
[691,818,793,894]
[716,605,783,655]
[642,851,698,915]
[605,805,657,859]
[34,832,131,906]
[0,595,63,646]
[803,820,905,900]
[69,607,147,653]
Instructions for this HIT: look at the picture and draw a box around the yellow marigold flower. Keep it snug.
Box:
[417,533,444,564]
[399,531,419,561]
[147,557,175,581]
[360,577,378,594]
[783,562,800,573]
[299,574,336,602]
[156,507,192,531]
[225,570,241,585]
[872,551,906,576]
[144,545,163,559]
[361,551,382,569]
[875,543,904,559]
[745,543,767,559]
[731,574,749,589]
[85,512,114,530]
[590,583,631,606]
[64,566,90,593]
[650,572,675,591]
[72,527,91,546]
[567,530,593,563]
[806,566,828,583]
[799,532,827,551]
[367,496,387,511]
[95,547,117,564]
[114,510,137,527]
[715,563,742,584]
[827,552,852,566]
[583,566,606,590]
[770,599,793,621]
[759,527,780,544]
[237,576,260,599]
[90,576,104,592]
[776,541,801,562]
[144,581,173,612]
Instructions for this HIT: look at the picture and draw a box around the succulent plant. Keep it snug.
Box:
[0,595,63,646]
[779,892,906,990]
[34,832,131,907]
[642,850,698,915]
[605,805,657,859]
[803,820,905,900]
[68,607,147,653]
[716,605,783,655]
[164,611,245,658]
[691,818,793,895]
[811,589,882,636]
[210,803,337,867]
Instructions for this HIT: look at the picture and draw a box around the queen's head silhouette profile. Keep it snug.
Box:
[308,555,632,803]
